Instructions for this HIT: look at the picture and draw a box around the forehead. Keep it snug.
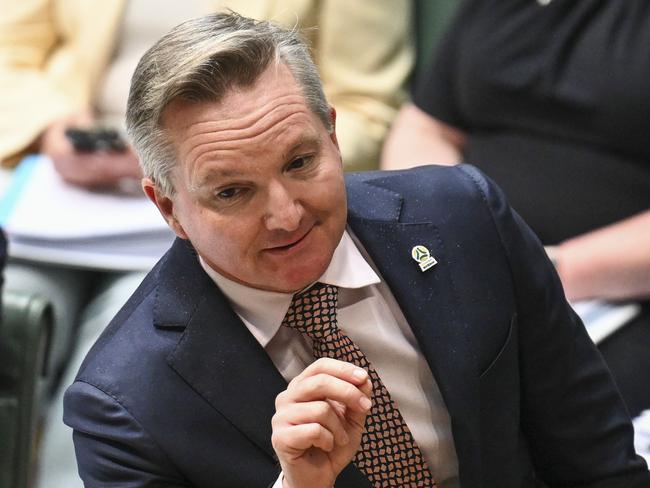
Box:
[212,63,303,117]
[161,63,325,173]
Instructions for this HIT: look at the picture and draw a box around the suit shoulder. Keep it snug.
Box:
[347,164,505,221]
[346,164,496,198]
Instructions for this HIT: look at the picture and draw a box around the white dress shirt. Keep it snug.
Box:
[200,230,460,487]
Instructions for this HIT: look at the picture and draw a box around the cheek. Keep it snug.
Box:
[201,219,258,263]
[307,173,345,210]
[321,184,347,227]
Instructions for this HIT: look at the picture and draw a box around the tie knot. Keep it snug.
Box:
[282,283,338,340]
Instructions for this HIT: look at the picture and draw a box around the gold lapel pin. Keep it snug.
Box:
[411,245,437,272]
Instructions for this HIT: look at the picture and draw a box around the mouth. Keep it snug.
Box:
[264,225,315,255]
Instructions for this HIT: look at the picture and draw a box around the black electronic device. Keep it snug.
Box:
[64,127,127,152]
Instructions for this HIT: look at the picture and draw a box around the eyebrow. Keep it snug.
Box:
[204,168,245,178]
[282,134,321,160]
[192,168,245,191]
[191,133,323,191]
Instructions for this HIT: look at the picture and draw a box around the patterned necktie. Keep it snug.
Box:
[282,283,436,487]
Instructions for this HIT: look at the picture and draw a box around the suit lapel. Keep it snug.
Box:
[151,241,372,486]
[348,176,482,486]
[154,240,286,459]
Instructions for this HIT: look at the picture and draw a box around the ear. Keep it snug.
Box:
[328,106,340,150]
[141,177,189,240]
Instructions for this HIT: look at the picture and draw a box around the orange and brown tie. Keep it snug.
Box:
[282,283,436,487]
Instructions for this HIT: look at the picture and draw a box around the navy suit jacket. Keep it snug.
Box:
[64,165,649,487]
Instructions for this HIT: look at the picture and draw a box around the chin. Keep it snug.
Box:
[278,265,327,293]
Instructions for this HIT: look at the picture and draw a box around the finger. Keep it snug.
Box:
[295,358,368,386]
[327,398,347,419]
[84,153,141,181]
[344,377,373,434]
[272,423,335,455]
[273,401,350,446]
[359,376,373,399]
[284,373,373,413]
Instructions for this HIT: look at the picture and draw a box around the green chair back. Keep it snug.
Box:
[0,291,52,488]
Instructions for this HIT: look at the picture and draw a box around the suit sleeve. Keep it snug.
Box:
[0,0,77,165]
[458,165,650,487]
[0,0,123,166]
[314,0,414,172]
[64,380,191,487]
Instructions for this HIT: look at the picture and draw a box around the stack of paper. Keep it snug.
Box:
[0,155,174,271]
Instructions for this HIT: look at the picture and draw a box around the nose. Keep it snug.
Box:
[264,180,303,232]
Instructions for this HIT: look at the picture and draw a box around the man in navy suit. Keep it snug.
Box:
[64,12,649,488]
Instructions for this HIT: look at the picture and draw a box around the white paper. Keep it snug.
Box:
[2,156,168,239]
[572,300,641,344]
[0,155,174,270]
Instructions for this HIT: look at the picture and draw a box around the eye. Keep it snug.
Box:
[209,185,252,209]
[216,187,242,200]
[287,156,312,171]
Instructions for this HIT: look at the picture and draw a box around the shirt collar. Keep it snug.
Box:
[199,229,380,347]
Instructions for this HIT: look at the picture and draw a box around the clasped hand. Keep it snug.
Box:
[271,358,372,488]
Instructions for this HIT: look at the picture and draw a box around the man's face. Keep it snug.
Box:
[149,64,347,293]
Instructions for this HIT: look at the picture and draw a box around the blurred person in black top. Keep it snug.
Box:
[382,0,650,416]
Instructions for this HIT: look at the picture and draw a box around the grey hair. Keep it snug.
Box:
[126,12,331,196]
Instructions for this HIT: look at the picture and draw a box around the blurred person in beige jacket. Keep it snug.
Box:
[0,0,413,177]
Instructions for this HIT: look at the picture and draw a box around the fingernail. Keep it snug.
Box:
[353,368,367,380]
[359,396,372,410]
